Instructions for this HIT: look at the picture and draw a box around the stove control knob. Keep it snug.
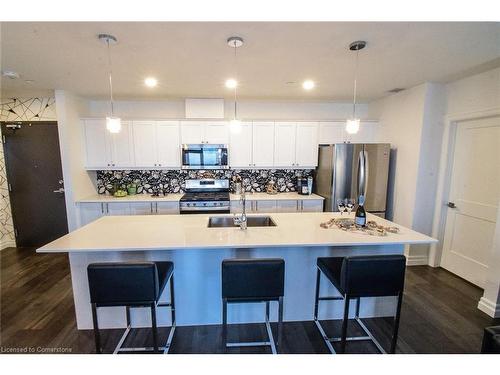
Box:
[187,203,191,207]
[203,203,207,206]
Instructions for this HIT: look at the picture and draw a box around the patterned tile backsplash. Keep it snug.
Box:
[96,169,313,194]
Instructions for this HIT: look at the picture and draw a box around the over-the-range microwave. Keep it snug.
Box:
[181,144,229,170]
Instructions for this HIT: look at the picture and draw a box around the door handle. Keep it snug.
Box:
[53,188,65,194]
[447,202,456,208]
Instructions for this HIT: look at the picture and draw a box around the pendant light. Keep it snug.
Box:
[99,34,121,133]
[346,40,366,135]
[227,36,244,133]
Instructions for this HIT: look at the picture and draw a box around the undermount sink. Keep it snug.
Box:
[208,216,277,228]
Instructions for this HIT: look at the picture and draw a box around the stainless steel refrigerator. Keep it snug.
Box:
[314,143,391,218]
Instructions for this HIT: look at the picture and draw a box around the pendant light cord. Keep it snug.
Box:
[233,40,238,120]
[352,48,359,119]
[106,39,115,117]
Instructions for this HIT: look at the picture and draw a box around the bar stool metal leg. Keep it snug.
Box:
[278,296,284,349]
[151,303,159,353]
[222,298,228,353]
[313,269,321,321]
[339,295,350,353]
[91,303,101,354]
[390,291,404,354]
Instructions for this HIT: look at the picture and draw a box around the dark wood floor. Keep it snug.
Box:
[1,247,498,354]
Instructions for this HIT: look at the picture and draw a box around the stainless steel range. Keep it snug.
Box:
[179,179,230,214]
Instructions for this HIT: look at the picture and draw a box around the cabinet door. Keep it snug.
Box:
[106,202,131,215]
[274,122,297,167]
[79,203,105,226]
[295,122,319,167]
[252,122,275,167]
[129,202,154,215]
[84,119,111,168]
[156,202,180,214]
[180,121,204,144]
[156,121,181,168]
[276,200,299,213]
[319,121,344,144]
[300,200,324,212]
[344,121,378,143]
[133,121,158,167]
[253,200,276,213]
[229,121,253,167]
[205,121,229,144]
[109,121,135,168]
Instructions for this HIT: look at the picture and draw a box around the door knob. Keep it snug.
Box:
[53,188,65,194]
[447,202,456,208]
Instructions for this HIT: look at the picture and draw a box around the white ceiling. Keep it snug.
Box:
[1,22,499,101]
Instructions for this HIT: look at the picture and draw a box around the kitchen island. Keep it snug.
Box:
[37,212,436,330]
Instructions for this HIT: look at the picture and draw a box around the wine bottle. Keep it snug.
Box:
[355,195,367,226]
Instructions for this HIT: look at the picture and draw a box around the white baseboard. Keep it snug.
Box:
[478,297,500,318]
[0,239,16,250]
[406,255,429,266]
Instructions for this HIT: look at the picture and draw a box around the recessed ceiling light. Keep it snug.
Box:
[144,77,158,88]
[225,79,238,89]
[2,70,20,79]
[302,80,315,90]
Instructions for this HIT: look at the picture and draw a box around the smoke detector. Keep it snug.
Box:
[2,70,20,79]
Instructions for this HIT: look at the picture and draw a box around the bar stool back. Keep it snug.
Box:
[87,261,176,354]
[314,255,406,354]
[221,258,285,354]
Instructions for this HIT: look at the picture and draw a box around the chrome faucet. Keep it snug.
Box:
[233,186,247,230]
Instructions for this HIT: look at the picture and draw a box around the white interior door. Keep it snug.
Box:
[441,117,500,288]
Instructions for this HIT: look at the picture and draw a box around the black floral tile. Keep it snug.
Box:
[96,169,313,194]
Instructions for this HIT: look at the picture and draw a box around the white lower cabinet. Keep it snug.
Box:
[156,202,180,214]
[79,203,105,226]
[276,200,300,213]
[106,202,131,215]
[129,202,154,215]
[300,200,324,212]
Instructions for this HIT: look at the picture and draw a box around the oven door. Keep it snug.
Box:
[181,144,228,170]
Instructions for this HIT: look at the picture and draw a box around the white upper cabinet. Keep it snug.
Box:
[180,121,204,144]
[84,119,109,168]
[133,121,157,167]
[295,122,319,167]
[133,120,181,168]
[205,121,229,144]
[344,121,379,143]
[274,122,297,167]
[83,119,134,169]
[180,121,229,144]
[252,122,275,167]
[229,122,253,167]
[274,122,319,167]
[319,121,379,144]
[319,121,345,144]
[156,121,181,167]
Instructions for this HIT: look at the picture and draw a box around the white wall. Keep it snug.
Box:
[430,67,500,317]
[368,83,446,264]
[55,90,96,231]
[86,99,370,121]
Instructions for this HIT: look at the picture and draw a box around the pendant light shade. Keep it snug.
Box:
[106,116,122,133]
[99,34,121,133]
[227,36,243,134]
[346,41,366,135]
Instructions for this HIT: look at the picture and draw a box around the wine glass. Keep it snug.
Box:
[336,198,346,215]
[345,198,356,215]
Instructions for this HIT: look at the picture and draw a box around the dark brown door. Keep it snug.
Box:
[1,121,68,247]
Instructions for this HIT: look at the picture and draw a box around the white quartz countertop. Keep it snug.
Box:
[77,192,323,203]
[37,212,436,253]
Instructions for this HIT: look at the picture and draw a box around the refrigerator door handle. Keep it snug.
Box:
[357,149,369,197]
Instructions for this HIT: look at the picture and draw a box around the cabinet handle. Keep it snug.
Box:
[255,201,258,211]
[158,163,162,167]
[301,201,304,211]
[101,203,105,214]
[150,203,154,213]
[156,203,158,213]
[106,203,109,214]
[296,201,299,211]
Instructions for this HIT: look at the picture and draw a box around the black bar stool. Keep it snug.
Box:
[87,261,176,354]
[481,326,500,353]
[221,259,285,354]
[313,255,406,354]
